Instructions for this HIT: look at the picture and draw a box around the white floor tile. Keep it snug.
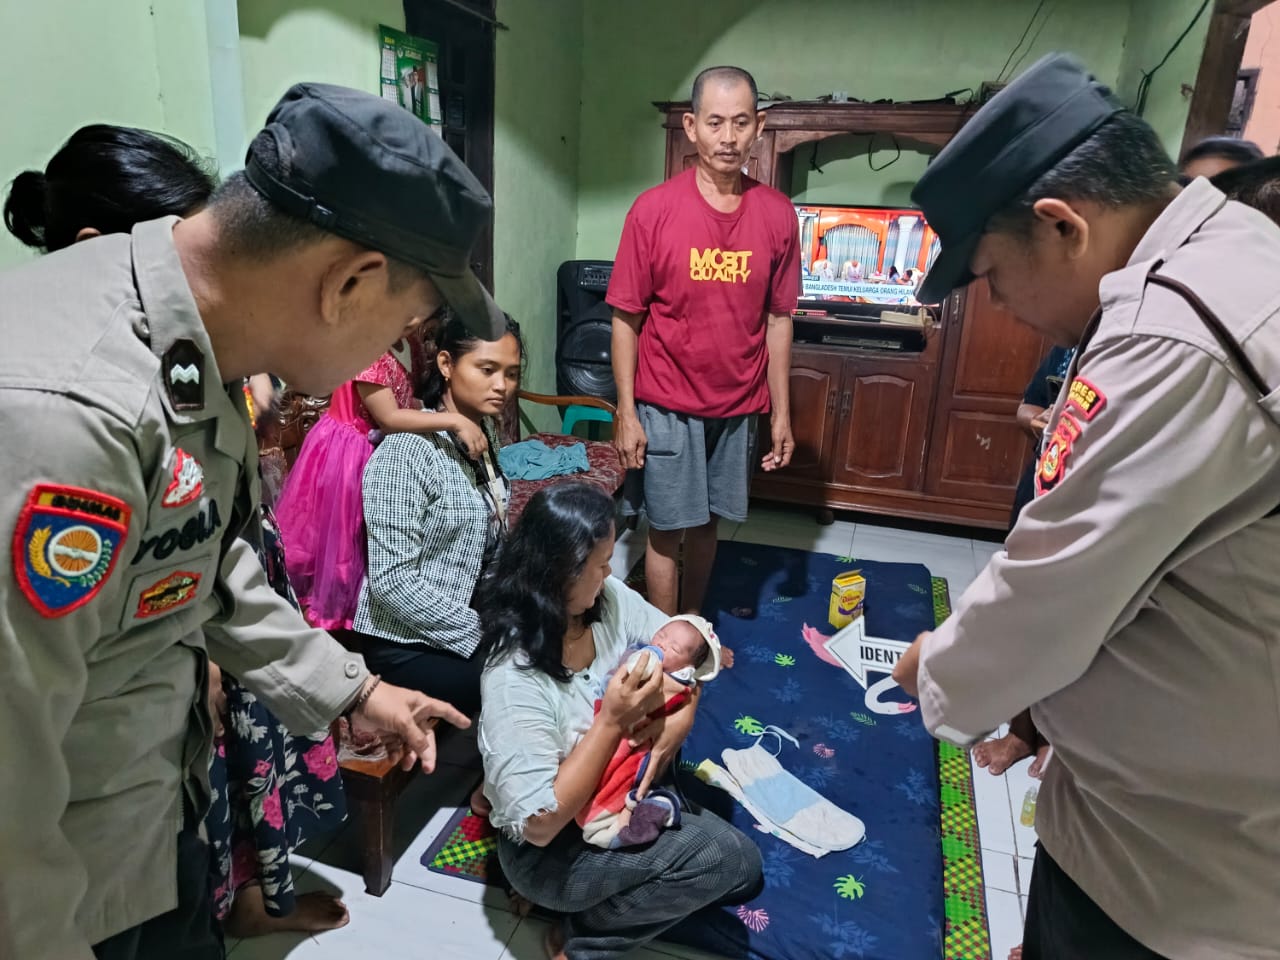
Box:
[734,512,856,557]
[984,887,1025,960]
[1017,856,1036,898]
[850,526,979,598]
[224,930,316,958]
[981,847,1018,894]
[394,804,522,913]
[284,861,519,960]
[970,755,1017,856]
[972,538,1005,565]
[857,521,975,553]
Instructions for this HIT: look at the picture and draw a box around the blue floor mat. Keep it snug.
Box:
[662,540,944,960]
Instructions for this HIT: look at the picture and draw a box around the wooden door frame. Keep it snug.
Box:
[403,0,496,291]
[1180,0,1274,155]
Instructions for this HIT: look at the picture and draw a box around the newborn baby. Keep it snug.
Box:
[577,614,721,848]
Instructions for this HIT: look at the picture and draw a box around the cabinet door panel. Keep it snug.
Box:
[831,359,933,492]
[756,348,843,481]
[950,281,1047,400]
[926,280,1047,506]
[931,411,1031,501]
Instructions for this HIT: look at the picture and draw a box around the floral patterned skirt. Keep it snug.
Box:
[206,503,348,919]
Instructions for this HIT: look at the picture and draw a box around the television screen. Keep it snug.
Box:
[794,203,941,308]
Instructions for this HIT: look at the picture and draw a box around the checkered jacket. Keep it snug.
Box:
[354,423,500,655]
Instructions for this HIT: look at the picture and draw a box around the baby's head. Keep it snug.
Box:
[651,619,710,673]
[650,614,720,683]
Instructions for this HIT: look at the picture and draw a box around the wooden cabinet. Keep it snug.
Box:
[656,99,1044,529]
[925,281,1048,506]
[831,353,936,492]
[772,351,843,481]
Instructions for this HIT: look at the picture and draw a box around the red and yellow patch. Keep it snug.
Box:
[1035,376,1108,496]
[136,570,201,618]
[1036,413,1081,494]
[1065,377,1106,421]
[13,484,131,618]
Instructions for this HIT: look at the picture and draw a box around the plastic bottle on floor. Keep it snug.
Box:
[1019,783,1039,827]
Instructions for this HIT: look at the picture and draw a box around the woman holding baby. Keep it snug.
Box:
[476,483,762,960]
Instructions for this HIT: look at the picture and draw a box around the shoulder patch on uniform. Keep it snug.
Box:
[136,570,201,618]
[161,449,204,508]
[12,484,131,618]
[1035,412,1083,497]
[1065,377,1106,421]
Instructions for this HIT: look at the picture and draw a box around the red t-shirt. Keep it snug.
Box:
[606,168,800,419]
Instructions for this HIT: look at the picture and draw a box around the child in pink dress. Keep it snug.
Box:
[274,329,488,630]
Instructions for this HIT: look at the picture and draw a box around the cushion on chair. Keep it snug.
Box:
[508,432,624,526]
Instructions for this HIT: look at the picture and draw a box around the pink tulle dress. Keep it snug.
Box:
[274,338,427,630]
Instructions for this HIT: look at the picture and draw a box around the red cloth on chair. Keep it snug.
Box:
[507,432,624,526]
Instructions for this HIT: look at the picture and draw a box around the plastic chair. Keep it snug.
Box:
[562,403,614,439]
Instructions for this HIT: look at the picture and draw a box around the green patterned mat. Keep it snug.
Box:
[933,576,993,960]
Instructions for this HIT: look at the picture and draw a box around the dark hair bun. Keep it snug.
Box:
[3,170,49,248]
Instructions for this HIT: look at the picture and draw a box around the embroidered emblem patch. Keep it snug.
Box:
[163,339,205,411]
[12,484,131,618]
[161,449,204,508]
[136,570,201,618]
[1036,412,1082,496]
[1066,377,1106,421]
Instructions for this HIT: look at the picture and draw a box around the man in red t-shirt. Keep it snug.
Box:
[608,65,800,616]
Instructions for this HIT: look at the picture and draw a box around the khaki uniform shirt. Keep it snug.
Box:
[0,218,370,959]
[918,179,1280,959]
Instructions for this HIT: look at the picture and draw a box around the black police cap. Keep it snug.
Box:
[912,54,1123,305]
[245,82,505,340]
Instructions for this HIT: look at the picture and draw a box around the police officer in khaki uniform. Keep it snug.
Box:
[892,56,1280,959]
[0,84,506,960]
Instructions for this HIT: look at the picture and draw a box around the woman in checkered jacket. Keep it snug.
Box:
[353,315,523,718]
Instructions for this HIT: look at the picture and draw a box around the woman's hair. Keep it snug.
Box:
[4,124,217,252]
[1211,155,1280,227]
[477,483,616,682]
[420,312,524,409]
[1179,136,1264,172]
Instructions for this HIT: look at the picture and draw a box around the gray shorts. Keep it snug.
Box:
[622,402,759,530]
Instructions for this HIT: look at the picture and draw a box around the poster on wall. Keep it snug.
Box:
[378,24,441,126]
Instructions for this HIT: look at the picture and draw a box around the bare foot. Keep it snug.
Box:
[470,784,492,818]
[1028,743,1051,779]
[544,921,568,960]
[972,732,1033,776]
[224,885,350,938]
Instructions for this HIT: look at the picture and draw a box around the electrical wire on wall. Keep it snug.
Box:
[1134,0,1211,117]
[998,0,1051,83]
[1007,2,1057,78]
[867,132,901,172]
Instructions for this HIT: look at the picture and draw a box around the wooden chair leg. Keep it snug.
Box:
[356,794,395,896]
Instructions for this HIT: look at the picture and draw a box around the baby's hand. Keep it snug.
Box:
[721,647,735,669]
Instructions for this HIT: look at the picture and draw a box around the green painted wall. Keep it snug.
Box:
[0,2,215,268]
[238,0,406,131]
[494,0,585,425]
[1117,0,1211,158]
[574,0,1137,261]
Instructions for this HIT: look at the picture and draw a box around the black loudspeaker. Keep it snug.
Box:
[556,260,616,402]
